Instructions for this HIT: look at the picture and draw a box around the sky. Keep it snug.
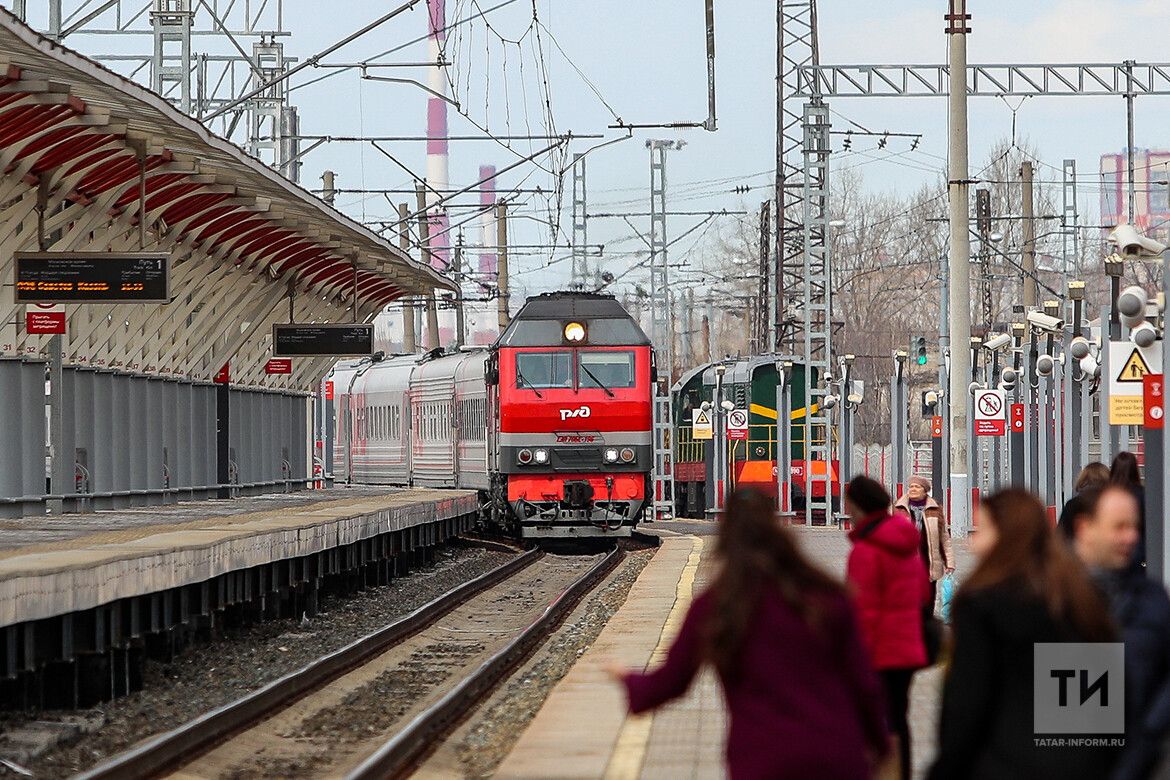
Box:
[9,0,1170,308]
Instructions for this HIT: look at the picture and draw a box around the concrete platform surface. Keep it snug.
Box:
[0,488,477,628]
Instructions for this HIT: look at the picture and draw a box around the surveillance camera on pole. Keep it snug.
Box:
[1036,354,1056,377]
[983,332,1012,351]
[1109,223,1169,258]
[822,394,839,411]
[1133,321,1158,349]
[1070,336,1092,360]
[1118,285,1150,330]
[1026,310,1065,333]
[968,381,985,396]
[1079,355,1100,378]
[1001,367,1018,390]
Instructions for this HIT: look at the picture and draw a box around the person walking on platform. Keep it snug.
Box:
[929,489,1118,780]
[1110,452,1146,567]
[1071,484,1170,780]
[1058,462,1111,540]
[893,475,954,609]
[608,488,889,780]
[844,475,929,780]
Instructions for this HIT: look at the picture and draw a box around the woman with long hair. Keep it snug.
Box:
[1110,451,1146,566]
[608,488,888,779]
[929,489,1119,780]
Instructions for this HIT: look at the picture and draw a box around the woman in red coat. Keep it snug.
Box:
[844,476,930,780]
[608,488,889,779]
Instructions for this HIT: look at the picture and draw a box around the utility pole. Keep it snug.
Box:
[497,200,510,332]
[321,170,337,206]
[757,201,771,353]
[571,153,589,289]
[1021,160,1037,308]
[454,231,466,348]
[1125,59,1137,226]
[946,0,973,534]
[416,183,439,350]
[398,202,416,352]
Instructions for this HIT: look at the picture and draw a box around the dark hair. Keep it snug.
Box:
[844,476,891,516]
[1110,451,1142,489]
[964,489,1114,642]
[1075,462,1110,493]
[704,488,845,679]
[1060,485,1104,541]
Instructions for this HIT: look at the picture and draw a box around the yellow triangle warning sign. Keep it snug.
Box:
[693,409,711,426]
[1117,348,1153,383]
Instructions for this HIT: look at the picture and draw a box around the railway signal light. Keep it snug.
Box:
[912,336,928,366]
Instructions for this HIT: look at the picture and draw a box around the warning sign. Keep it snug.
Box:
[727,408,749,440]
[1109,341,1163,425]
[692,407,713,440]
[1145,374,1165,430]
[974,388,1006,436]
[931,416,943,438]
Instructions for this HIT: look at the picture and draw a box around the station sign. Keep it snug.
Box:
[1144,374,1165,430]
[974,388,1006,436]
[25,303,65,335]
[15,251,169,303]
[691,408,713,440]
[265,358,293,375]
[272,323,374,357]
[727,408,749,440]
[1109,340,1162,425]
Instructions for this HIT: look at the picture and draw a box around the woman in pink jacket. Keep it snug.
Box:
[844,475,931,780]
[609,488,888,779]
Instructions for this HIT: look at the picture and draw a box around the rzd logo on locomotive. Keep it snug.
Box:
[559,405,592,421]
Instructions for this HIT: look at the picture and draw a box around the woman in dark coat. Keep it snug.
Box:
[608,488,889,779]
[1110,451,1146,566]
[928,489,1119,780]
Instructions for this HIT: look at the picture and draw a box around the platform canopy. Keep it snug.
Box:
[0,8,451,389]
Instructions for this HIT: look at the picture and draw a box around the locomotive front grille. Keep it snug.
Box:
[552,448,602,469]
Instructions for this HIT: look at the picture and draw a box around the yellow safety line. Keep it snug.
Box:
[604,536,705,780]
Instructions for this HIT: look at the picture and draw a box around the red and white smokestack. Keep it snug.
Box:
[426,0,450,271]
[478,165,497,285]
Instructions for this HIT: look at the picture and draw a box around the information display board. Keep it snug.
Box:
[15,252,169,303]
[273,324,374,357]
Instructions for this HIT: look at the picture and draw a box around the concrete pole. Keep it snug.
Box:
[496,200,510,332]
[398,202,416,353]
[1021,161,1037,309]
[453,231,465,348]
[946,0,973,532]
[415,183,439,350]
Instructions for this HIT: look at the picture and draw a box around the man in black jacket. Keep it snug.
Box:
[1072,485,1170,779]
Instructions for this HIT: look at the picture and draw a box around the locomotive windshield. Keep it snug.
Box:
[579,351,635,389]
[515,352,573,388]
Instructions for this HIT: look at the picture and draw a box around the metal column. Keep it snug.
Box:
[571,153,589,289]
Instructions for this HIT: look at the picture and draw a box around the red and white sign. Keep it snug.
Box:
[1010,403,1025,433]
[324,380,335,400]
[25,303,65,335]
[1144,374,1164,430]
[974,388,1006,436]
[214,363,230,384]
[931,416,944,438]
[727,408,749,440]
[265,358,292,375]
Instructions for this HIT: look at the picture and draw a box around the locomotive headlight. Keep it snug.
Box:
[533,448,549,464]
[619,447,636,463]
[604,448,619,463]
[564,321,587,343]
[517,448,533,465]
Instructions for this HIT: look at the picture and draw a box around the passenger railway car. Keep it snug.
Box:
[672,355,840,521]
[329,292,654,538]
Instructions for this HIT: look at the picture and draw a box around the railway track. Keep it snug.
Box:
[78,546,623,780]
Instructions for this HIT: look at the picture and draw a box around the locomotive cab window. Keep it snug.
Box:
[515,352,572,388]
[579,351,635,389]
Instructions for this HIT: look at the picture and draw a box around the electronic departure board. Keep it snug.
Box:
[15,252,170,303]
[273,324,374,357]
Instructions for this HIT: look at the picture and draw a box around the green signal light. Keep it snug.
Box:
[916,354,928,366]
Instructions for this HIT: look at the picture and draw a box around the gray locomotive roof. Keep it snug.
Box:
[513,292,636,320]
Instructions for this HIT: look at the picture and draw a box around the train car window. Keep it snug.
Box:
[516,351,572,388]
[579,351,636,389]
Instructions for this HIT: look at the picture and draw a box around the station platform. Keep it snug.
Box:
[497,524,973,779]
[0,487,479,706]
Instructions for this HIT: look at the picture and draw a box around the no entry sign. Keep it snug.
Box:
[974,388,1006,436]
[727,408,749,440]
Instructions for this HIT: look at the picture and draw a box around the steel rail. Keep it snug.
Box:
[346,547,625,779]
[77,547,543,780]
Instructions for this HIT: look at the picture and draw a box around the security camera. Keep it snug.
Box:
[1118,285,1148,318]
[720,399,735,411]
[1079,355,1100,377]
[1070,336,1091,360]
[983,333,1012,351]
[1036,354,1056,376]
[700,401,712,411]
[1026,310,1064,333]
[821,395,839,410]
[1108,223,1168,258]
[1001,367,1019,386]
[924,390,939,406]
[1133,321,1158,349]
[969,381,984,396]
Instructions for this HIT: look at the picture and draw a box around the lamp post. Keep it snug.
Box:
[1104,257,1125,460]
[776,360,793,516]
